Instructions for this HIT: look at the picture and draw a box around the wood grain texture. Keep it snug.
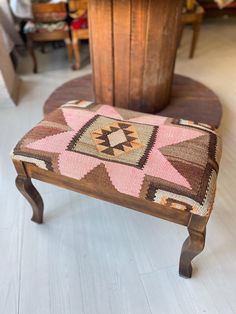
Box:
[142,0,183,112]
[88,0,184,112]
[88,0,114,105]
[129,0,149,112]
[113,0,131,108]
[43,74,222,128]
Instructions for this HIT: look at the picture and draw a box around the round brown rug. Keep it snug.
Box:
[44,74,222,128]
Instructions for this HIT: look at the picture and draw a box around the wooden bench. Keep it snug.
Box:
[11,100,222,278]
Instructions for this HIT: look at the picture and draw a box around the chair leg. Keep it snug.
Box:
[178,24,184,48]
[179,227,206,278]
[189,22,201,59]
[65,36,73,63]
[41,43,46,54]
[27,36,38,73]
[72,31,80,70]
[16,175,44,224]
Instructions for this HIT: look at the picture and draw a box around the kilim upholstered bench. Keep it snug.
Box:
[11,100,222,278]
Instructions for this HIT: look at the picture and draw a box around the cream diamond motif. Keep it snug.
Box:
[108,129,127,147]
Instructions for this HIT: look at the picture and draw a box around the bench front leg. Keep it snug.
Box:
[179,224,206,278]
[16,175,44,224]
[179,227,206,278]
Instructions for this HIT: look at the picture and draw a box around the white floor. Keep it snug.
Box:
[1,19,236,314]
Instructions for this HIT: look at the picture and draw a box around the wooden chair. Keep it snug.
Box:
[198,0,236,17]
[181,2,205,58]
[25,3,73,73]
[68,0,89,70]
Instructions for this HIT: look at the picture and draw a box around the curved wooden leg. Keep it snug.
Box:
[179,227,206,278]
[16,175,44,224]
[27,36,38,73]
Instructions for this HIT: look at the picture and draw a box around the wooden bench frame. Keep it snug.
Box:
[13,156,209,279]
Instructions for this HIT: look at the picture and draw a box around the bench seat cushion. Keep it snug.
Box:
[12,100,221,217]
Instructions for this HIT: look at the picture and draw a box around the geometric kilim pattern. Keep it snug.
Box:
[11,99,222,217]
[91,122,143,157]
[67,114,157,168]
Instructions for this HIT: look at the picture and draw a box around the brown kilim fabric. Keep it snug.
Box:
[12,100,222,217]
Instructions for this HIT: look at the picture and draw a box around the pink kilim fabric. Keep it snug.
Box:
[12,100,222,216]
